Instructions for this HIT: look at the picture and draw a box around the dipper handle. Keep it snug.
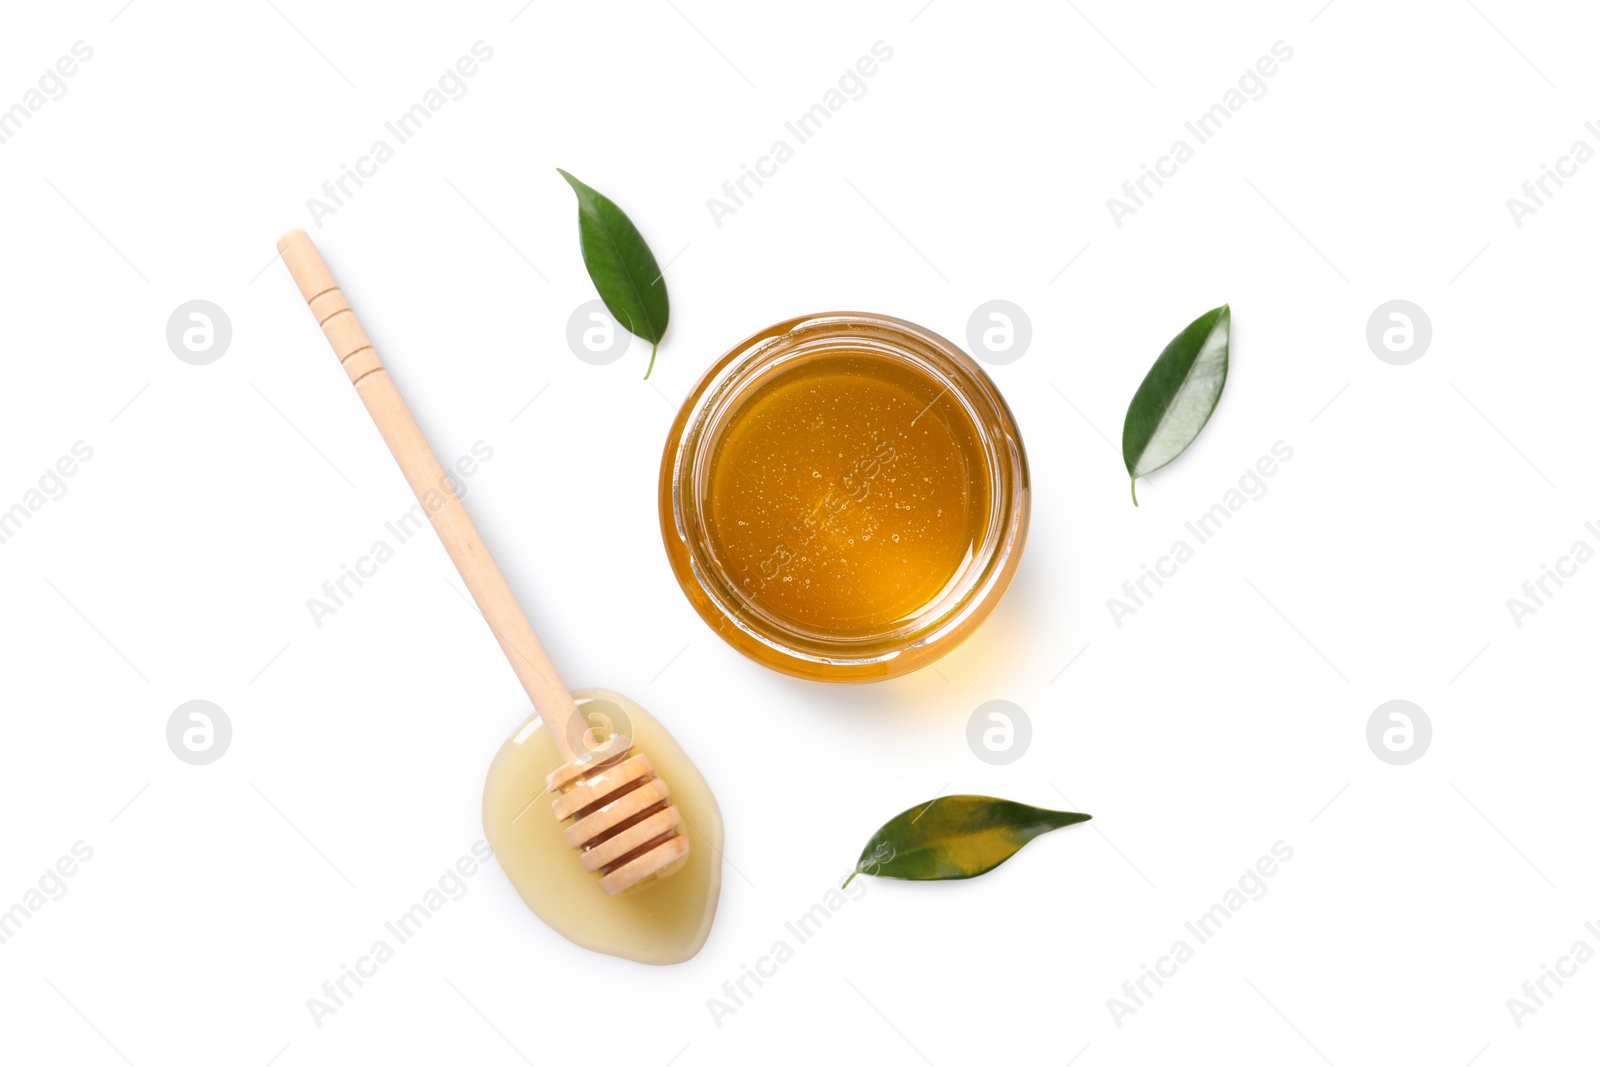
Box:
[277,229,581,760]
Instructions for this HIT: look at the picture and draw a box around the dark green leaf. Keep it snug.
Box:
[1121,304,1230,505]
[845,795,1091,885]
[557,169,670,378]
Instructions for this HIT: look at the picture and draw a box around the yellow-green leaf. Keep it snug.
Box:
[845,795,1091,885]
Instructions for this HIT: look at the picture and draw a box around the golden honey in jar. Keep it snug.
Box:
[660,313,1029,682]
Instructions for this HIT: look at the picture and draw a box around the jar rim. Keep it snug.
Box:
[659,312,1029,681]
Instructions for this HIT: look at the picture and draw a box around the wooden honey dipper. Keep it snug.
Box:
[277,229,690,895]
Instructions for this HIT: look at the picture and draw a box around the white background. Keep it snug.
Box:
[1,1,1596,1064]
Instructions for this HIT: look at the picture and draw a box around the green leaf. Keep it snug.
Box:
[557,169,670,378]
[844,795,1091,885]
[1121,304,1230,505]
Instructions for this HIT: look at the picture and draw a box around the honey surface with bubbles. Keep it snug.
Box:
[704,349,992,637]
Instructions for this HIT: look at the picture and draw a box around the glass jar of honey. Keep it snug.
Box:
[659,312,1029,682]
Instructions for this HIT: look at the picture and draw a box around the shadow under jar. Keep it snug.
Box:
[659,312,1029,682]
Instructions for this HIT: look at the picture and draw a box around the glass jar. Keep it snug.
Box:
[659,312,1029,682]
